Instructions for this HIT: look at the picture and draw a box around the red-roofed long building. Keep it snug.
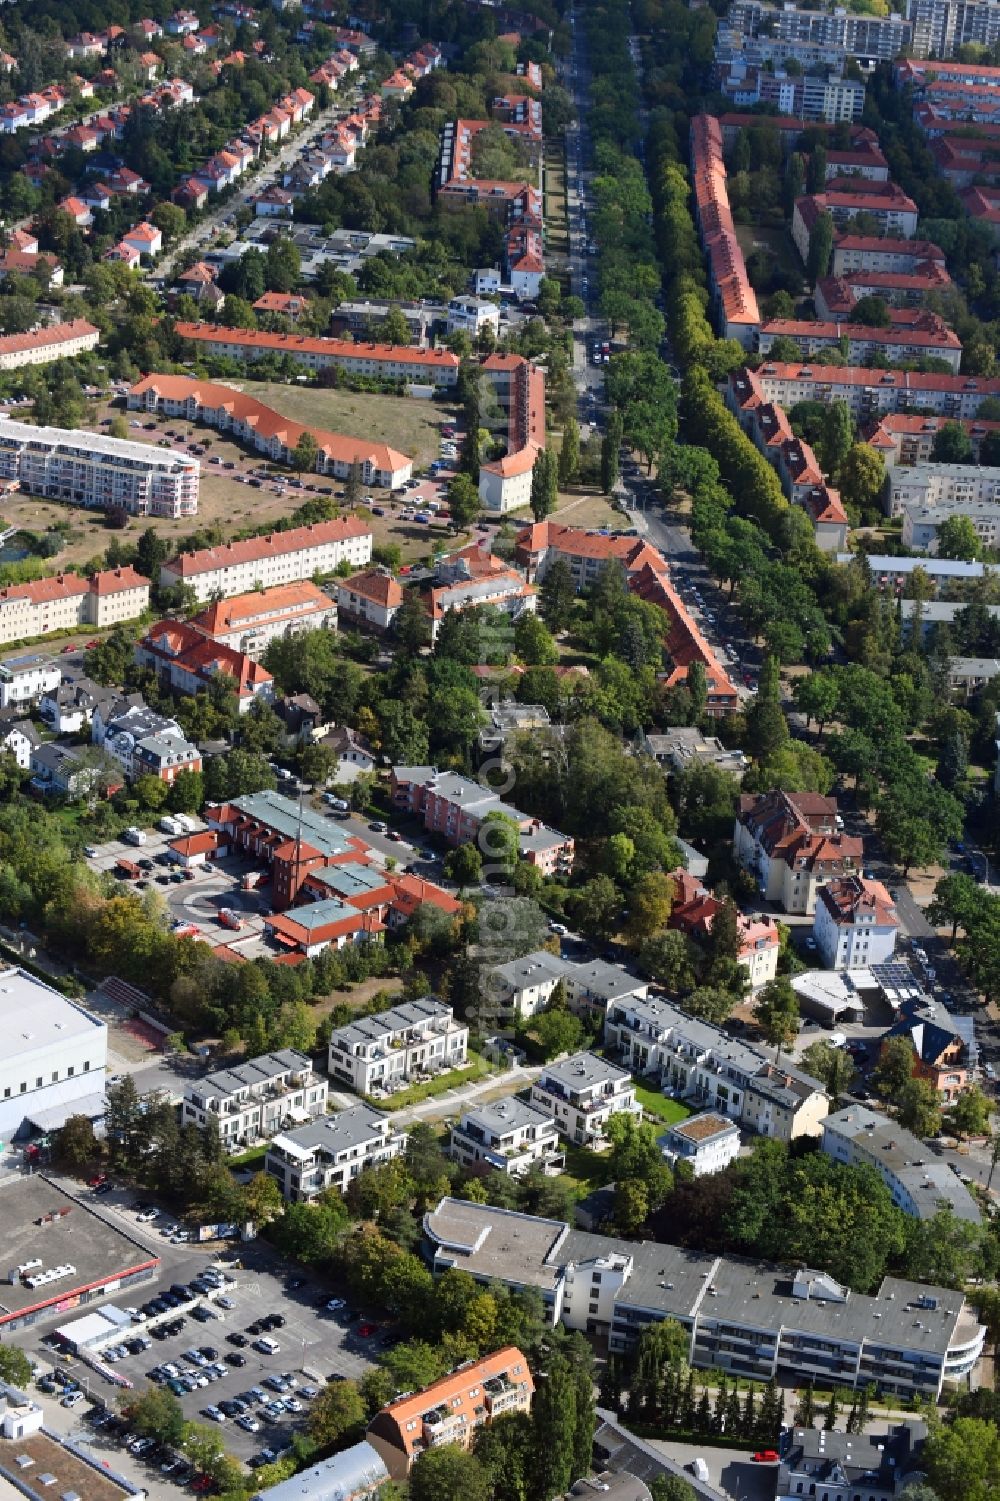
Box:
[0,566,150,646]
[173,322,460,386]
[690,115,760,347]
[745,361,1000,422]
[128,374,410,491]
[159,515,372,603]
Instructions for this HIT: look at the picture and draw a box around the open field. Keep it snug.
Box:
[552,489,624,528]
[230,380,461,470]
[634,1083,692,1125]
[544,143,569,259]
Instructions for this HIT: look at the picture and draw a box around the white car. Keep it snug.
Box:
[326,1298,346,1312]
[62,1391,85,1408]
[548,921,569,936]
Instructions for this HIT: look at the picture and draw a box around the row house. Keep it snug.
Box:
[733,788,862,914]
[748,361,1000,424]
[327,997,469,1097]
[690,115,760,347]
[135,620,274,713]
[604,991,828,1142]
[129,373,411,495]
[181,1048,327,1150]
[265,1104,407,1202]
[172,322,460,386]
[756,313,962,373]
[449,1097,564,1177]
[529,1051,640,1149]
[390,764,575,875]
[869,413,1000,471]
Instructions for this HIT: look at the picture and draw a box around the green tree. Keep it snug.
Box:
[0,1347,32,1387]
[873,1037,917,1100]
[801,1041,856,1104]
[307,1378,366,1448]
[480,811,521,877]
[292,431,318,473]
[894,1077,943,1138]
[539,559,576,631]
[514,613,558,665]
[806,211,834,282]
[922,1416,1000,1501]
[931,422,975,464]
[444,842,483,886]
[601,410,623,495]
[937,514,981,561]
[447,472,481,529]
[55,1114,98,1170]
[532,1354,577,1500]
[819,399,853,477]
[753,977,799,1062]
[409,1445,490,1501]
[837,444,886,521]
[948,1085,991,1139]
[530,448,558,522]
[558,421,579,487]
[124,1386,187,1446]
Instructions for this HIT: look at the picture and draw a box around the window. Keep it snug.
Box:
[68,1066,75,1078]
[35,1077,42,1089]
[51,1072,58,1083]
[20,1083,25,1094]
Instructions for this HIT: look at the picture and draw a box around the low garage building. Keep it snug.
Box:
[168,830,229,867]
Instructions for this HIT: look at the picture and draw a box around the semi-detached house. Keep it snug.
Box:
[327,997,469,1097]
[181,1048,328,1151]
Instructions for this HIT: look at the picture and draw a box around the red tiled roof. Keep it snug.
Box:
[174,321,460,370]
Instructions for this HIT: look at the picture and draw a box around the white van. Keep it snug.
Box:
[159,816,181,836]
[688,1459,709,1482]
[827,1031,848,1049]
[253,1336,280,1355]
[123,827,147,846]
[174,813,197,833]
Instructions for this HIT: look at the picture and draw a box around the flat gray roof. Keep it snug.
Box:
[0,969,105,1062]
[269,1104,393,1160]
[539,1050,631,1093]
[230,790,357,859]
[329,997,453,1052]
[424,1197,568,1293]
[196,1049,311,1100]
[824,1104,981,1223]
[459,1095,554,1136]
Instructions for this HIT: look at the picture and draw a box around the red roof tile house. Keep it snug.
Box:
[734,790,863,915]
[669,874,780,991]
[367,1348,534,1479]
[172,322,460,387]
[121,220,162,259]
[690,115,760,348]
[334,568,404,632]
[135,619,274,713]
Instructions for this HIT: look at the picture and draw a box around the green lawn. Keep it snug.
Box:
[560,1141,615,1197]
[634,1084,692,1126]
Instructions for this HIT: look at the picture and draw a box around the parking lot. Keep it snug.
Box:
[27,1202,381,1466]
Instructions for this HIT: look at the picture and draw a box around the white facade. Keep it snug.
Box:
[529,1052,640,1149]
[659,1110,742,1177]
[181,1049,328,1150]
[265,1105,407,1202]
[0,968,107,1137]
[450,1096,564,1176]
[327,997,469,1097]
[888,462,1000,518]
[478,458,535,514]
[813,877,899,970]
[0,654,61,709]
[903,499,1000,554]
[0,418,198,518]
[160,519,372,603]
[447,296,500,338]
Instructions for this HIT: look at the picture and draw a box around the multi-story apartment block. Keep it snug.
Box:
[778,1423,927,1501]
[327,998,469,1097]
[813,875,900,970]
[888,461,1000,518]
[265,1104,407,1202]
[724,2,913,61]
[868,413,1000,470]
[658,1111,741,1177]
[0,320,99,371]
[734,790,863,914]
[367,1348,534,1479]
[604,992,828,1141]
[908,0,1000,57]
[690,115,760,347]
[792,183,920,253]
[529,1051,640,1148]
[186,583,336,657]
[136,620,274,713]
[390,766,575,876]
[748,360,1000,423]
[0,567,151,647]
[0,418,198,518]
[904,499,1000,553]
[822,1104,981,1223]
[181,1049,328,1150]
[831,235,947,276]
[173,322,461,386]
[756,316,961,373]
[423,1197,985,1396]
[159,517,373,603]
[449,1097,564,1176]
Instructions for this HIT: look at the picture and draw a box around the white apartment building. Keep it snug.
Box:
[333,568,404,632]
[160,518,373,602]
[887,462,1000,518]
[265,1104,408,1202]
[446,295,500,339]
[93,702,182,778]
[481,952,649,1025]
[450,1097,564,1176]
[0,653,61,709]
[903,499,1000,553]
[658,1111,741,1177]
[605,992,829,1142]
[0,320,99,371]
[327,997,469,1097]
[173,322,461,386]
[181,1049,328,1151]
[0,418,199,518]
[813,876,900,970]
[0,968,107,1137]
[823,1104,981,1223]
[529,1052,640,1149]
